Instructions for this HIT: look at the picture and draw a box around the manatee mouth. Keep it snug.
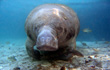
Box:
[37,45,58,51]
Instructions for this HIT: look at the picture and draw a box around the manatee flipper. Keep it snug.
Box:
[69,49,84,57]
[58,49,83,60]
[57,47,83,60]
[41,47,83,61]
[26,37,41,60]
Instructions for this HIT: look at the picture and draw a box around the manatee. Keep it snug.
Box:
[25,4,83,60]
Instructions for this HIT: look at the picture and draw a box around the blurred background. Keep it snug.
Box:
[0,0,110,42]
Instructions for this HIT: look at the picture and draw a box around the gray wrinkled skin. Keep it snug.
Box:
[25,4,82,60]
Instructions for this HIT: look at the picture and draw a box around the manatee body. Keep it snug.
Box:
[25,4,83,60]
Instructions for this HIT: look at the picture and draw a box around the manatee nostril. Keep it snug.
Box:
[40,37,45,43]
[39,36,52,44]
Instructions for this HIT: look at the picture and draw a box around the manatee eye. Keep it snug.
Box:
[33,27,37,32]
[35,27,37,30]
[57,27,63,32]
[64,28,67,33]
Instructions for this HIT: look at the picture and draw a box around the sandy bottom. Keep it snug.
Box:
[0,39,110,70]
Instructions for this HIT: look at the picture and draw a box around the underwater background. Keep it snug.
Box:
[0,0,110,42]
[0,0,110,70]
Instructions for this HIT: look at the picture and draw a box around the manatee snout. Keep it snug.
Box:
[36,31,58,51]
